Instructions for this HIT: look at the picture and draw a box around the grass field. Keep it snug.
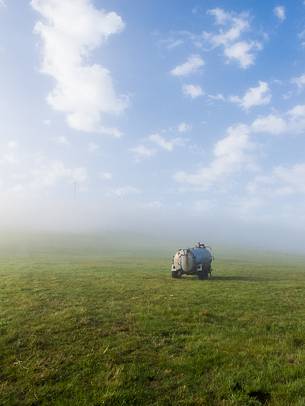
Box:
[1,243,305,405]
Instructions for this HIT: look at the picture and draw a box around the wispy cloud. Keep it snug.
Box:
[175,124,255,189]
[149,133,185,151]
[204,8,262,69]
[0,152,87,194]
[88,143,100,153]
[274,6,286,22]
[177,122,192,133]
[158,37,184,50]
[99,172,113,181]
[0,141,20,166]
[170,55,204,76]
[31,0,127,135]
[298,29,305,47]
[110,186,141,198]
[230,81,271,110]
[251,114,287,135]
[130,145,156,161]
[248,164,305,198]
[51,136,70,146]
[291,73,305,89]
[182,84,204,98]
[251,104,305,136]
[208,93,225,102]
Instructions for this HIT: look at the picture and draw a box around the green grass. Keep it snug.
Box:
[1,252,305,405]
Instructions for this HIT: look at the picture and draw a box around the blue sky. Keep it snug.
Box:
[1,0,305,250]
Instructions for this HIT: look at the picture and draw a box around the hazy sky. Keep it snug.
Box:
[1,0,305,250]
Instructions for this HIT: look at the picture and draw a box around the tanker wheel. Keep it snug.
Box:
[172,270,182,278]
[198,270,208,280]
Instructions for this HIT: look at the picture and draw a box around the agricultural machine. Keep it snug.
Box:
[171,242,213,279]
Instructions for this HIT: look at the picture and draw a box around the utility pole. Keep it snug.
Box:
[73,182,78,200]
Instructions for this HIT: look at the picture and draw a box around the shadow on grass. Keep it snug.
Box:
[211,275,269,282]
[176,275,272,282]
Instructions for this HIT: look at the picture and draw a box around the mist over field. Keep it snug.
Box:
[1,196,305,254]
[1,207,305,256]
[1,222,305,258]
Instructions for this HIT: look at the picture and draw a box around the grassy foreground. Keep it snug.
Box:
[1,253,305,405]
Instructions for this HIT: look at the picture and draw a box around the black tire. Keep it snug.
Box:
[198,270,209,280]
[172,270,182,278]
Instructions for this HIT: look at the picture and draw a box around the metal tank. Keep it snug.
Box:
[171,242,213,279]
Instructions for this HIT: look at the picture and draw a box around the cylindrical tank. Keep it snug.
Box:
[190,246,212,267]
[172,243,213,278]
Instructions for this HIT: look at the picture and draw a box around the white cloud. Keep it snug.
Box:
[248,164,305,197]
[251,104,305,136]
[272,165,305,194]
[149,133,184,151]
[0,1,6,8]
[208,93,225,102]
[230,81,271,110]
[52,136,69,145]
[0,141,20,166]
[274,6,286,22]
[251,114,287,135]
[205,8,262,69]
[298,30,305,47]
[288,104,305,118]
[208,8,231,26]
[177,122,192,133]
[0,143,87,194]
[0,153,19,166]
[142,200,163,209]
[111,186,140,198]
[130,128,188,162]
[31,0,127,135]
[291,73,305,89]
[175,124,254,189]
[159,37,184,50]
[207,11,249,47]
[99,172,112,181]
[224,41,262,69]
[170,55,204,76]
[130,145,156,160]
[182,84,204,98]
[7,141,19,149]
[287,105,305,134]
[88,142,100,153]
[193,199,214,213]
[32,161,87,187]
[24,162,86,190]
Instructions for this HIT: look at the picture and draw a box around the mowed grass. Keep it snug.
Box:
[1,254,305,405]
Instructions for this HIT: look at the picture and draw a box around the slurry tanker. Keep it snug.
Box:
[171,242,213,279]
